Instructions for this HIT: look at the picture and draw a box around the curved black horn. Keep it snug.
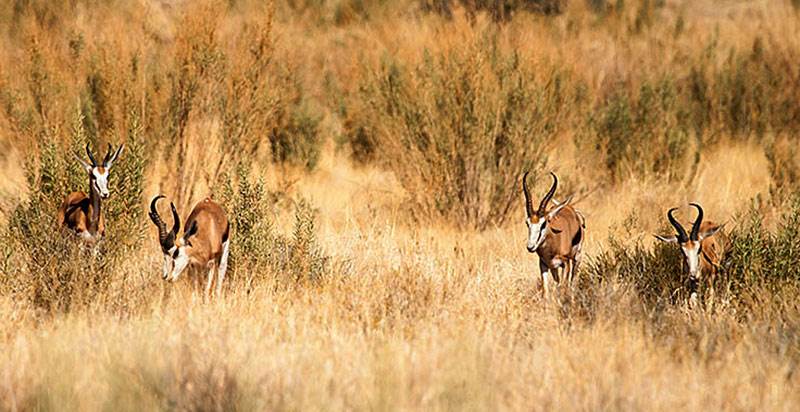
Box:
[103,143,113,166]
[689,203,704,241]
[149,195,176,252]
[667,207,689,243]
[538,172,558,214]
[85,143,98,167]
[522,171,534,218]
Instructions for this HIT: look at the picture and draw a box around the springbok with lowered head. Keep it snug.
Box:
[655,203,728,305]
[522,171,586,297]
[57,143,124,241]
[149,196,230,298]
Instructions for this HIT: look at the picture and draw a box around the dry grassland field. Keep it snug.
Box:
[1,0,800,410]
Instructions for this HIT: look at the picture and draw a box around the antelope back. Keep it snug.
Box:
[539,204,584,259]
[698,221,727,270]
[183,198,230,263]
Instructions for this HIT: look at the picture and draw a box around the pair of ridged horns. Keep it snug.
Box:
[84,143,122,167]
[667,203,704,242]
[522,171,558,218]
[149,196,180,253]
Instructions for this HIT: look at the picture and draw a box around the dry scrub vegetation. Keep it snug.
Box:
[0,0,799,410]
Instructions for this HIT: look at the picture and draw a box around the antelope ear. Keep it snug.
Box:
[106,144,124,168]
[699,224,723,240]
[654,234,679,243]
[546,200,570,220]
[183,221,199,246]
[73,153,93,173]
[550,195,573,207]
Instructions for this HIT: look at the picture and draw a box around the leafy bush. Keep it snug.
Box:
[681,37,800,143]
[587,77,697,182]
[421,0,567,21]
[345,31,574,229]
[583,193,800,314]
[724,196,800,295]
[268,90,323,171]
[1,110,148,313]
[219,162,329,288]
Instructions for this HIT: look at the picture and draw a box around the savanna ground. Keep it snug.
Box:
[1,0,799,410]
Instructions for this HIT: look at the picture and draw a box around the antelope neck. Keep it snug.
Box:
[88,180,102,235]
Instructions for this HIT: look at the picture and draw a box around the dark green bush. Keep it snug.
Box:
[421,0,567,21]
[583,193,800,315]
[219,162,329,289]
[587,77,696,182]
[2,110,148,313]
[345,31,574,229]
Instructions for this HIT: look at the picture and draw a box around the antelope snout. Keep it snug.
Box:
[527,245,536,253]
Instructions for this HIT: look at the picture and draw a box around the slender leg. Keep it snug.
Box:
[216,240,230,297]
[540,261,552,300]
[564,260,573,288]
[573,250,582,284]
[205,263,215,301]
[688,275,700,309]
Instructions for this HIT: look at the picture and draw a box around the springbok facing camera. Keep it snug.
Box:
[57,143,124,241]
[149,196,230,298]
[522,171,586,297]
[655,203,728,305]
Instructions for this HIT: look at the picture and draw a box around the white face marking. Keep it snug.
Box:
[526,216,548,252]
[92,168,110,198]
[170,247,191,281]
[681,242,701,279]
[162,254,173,280]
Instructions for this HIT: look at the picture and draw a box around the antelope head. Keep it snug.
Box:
[655,203,723,280]
[73,143,124,199]
[149,196,198,281]
[522,171,572,253]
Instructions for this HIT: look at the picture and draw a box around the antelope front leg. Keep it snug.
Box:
[205,263,216,301]
[216,240,230,298]
[539,261,553,300]
[563,260,573,288]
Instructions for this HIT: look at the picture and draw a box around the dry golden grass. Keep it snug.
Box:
[3,142,797,410]
[1,1,799,410]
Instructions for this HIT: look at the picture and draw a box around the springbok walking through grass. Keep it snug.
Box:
[655,203,728,306]
[149,195,230,298]
[522,171,586,298]
[57,143,124,241]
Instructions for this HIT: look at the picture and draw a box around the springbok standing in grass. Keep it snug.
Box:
[655,203,728,306]
[57,143,124,241]
[522,171,586,297]
[149,195,230,298]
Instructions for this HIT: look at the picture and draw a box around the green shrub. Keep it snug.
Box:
[421,0,567,21]
[268,97,322,171]
[219,162,329,289]
[583,193,800,314]
[346,31,574,229]
[1,109,148,313]
[587,77,696,181]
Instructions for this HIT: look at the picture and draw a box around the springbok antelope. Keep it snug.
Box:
[57,143,124,241]
[522,171,586,297]
[149,195,230,297]
[655,203,728,305]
